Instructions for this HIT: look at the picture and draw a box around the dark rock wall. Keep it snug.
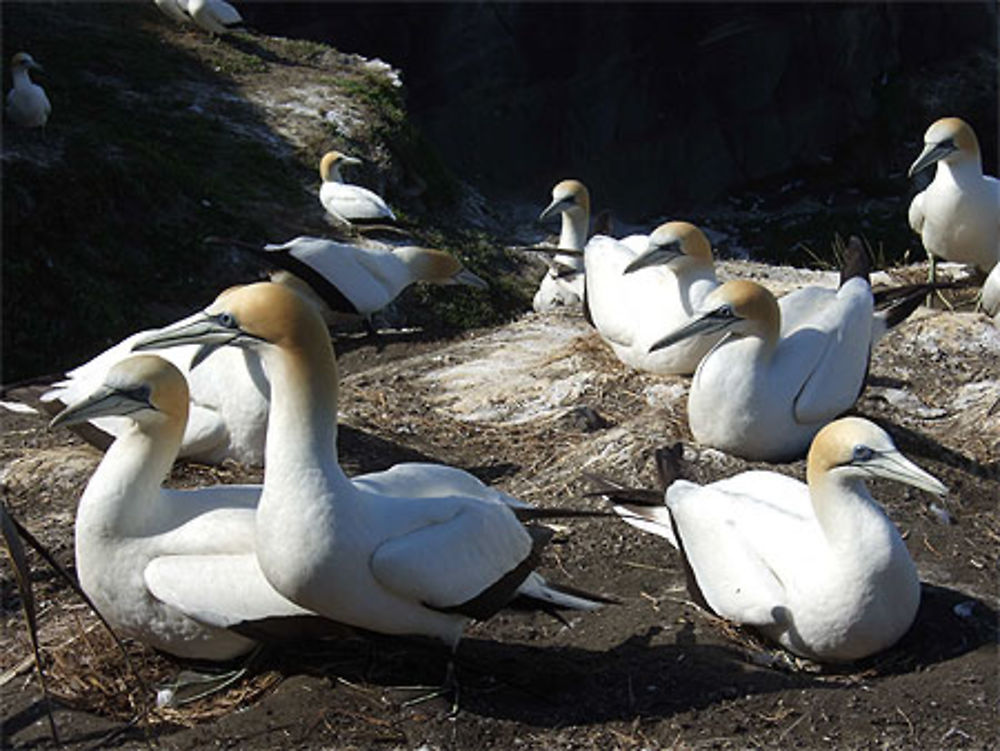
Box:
[244,2,997,222]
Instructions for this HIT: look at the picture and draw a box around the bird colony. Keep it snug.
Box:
[3,0,999,727]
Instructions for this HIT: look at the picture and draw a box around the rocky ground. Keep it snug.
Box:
[1,262,997,750]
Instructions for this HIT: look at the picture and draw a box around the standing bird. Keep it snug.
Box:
[603,418,947,662]
[133,282,607,697]
[908,117,1000,286]
[584,221,723,375]
[185,0,245,35]
[319,151,396,225]
[533,179,590,311]
[5,52,50,129]
[49,355,317,661]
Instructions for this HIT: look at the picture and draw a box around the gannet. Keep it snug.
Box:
[49,355,316,661]
[40,308,271,466]
[319,151,396,224]
[251,236,487,325]
[185,0,244,35]
[908,117,1000,284]
[133,282,606,665]
[533,179,590,311]
[606,418,947,662]
[153,0,191,24]
[584,221,723,375]
[5,53,51,129]
[650,278,876,461]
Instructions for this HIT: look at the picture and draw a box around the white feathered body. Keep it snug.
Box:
[320,180,395,223]
[42,320,270,466]
[5,66,50,128]
[688,278,874,461]
[909,161,1000,273]
[663,471,919,661]
[74,424,309,660]
[585,235,720,375]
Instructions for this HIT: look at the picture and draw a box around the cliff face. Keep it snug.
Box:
[243,2,998,220]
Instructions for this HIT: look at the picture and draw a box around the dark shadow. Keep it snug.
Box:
[337,424,522,484]
[863,414,999,480]
[866,374,911,390]
[256,626,821,727]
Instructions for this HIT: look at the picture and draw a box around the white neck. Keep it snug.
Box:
[936,154,983,185]
[324,165,345,184]
[809,473,896,563]
[560,209,589,251]
[12,68,34,88]
[76,421,181,541]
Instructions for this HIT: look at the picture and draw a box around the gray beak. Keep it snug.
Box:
[131,313,255,367]
[649,308,736,353]
[50,385,150,429]
[451,268,489,290]
[862,450,948,496]
[908,141,956,178]
[539,197,571,223]
[624,241,683,275]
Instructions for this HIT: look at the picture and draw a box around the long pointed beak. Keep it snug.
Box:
[908,142,955,178]
[649,310,735,353]
[866,450,948,496]
[341,155,363,167]
[50,386,145,429]
[539,198,568,223]
[451,268,489,290]
[131,313,252,367]
[624,241,683,274]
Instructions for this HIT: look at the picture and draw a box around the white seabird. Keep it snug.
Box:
[49,354,316,661]
[606,417,947,662]
[584,221,723,375]
[185,0,244,35]
[649,277,876,461]
[5,52,51,128]
[252,235,487,325]
[533,179,590,311]
[908,117,1000,284]
[132,282,607,676]
[319,151,396,225]
[41,308,271,466]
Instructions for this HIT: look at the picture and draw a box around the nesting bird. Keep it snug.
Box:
[605,418,946,662]
[41,308,272,466]
[908,117,1000,284]
[49,355,315,661]
[5,52,51,128]
[585,221,724,375]
[133,282,605,671]
[319,151,396,224]
[533,179,590,311]
[649,276,877,461]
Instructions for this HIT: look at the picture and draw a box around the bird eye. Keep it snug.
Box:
[852,445,874,462]
[215,312,237,329]
[716,305,735,318]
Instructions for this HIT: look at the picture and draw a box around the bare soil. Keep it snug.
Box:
[1,269,998,750]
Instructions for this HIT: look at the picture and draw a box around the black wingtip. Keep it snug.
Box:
[839,235,871,287]
[653,443,684,489]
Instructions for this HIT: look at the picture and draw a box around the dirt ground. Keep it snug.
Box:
[1,279,998,750]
